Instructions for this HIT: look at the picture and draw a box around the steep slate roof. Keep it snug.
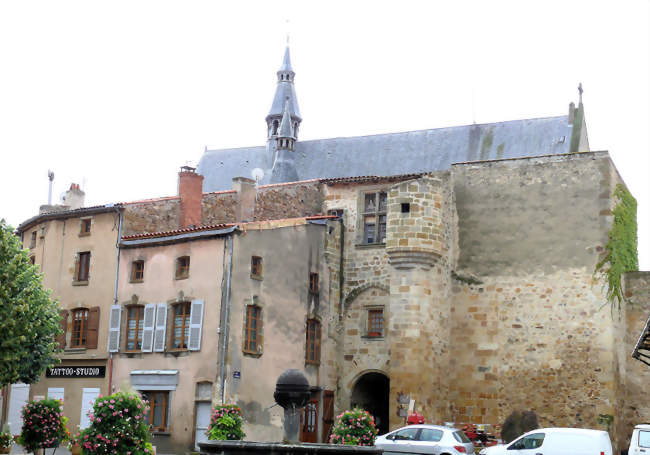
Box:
[198,115,574,192]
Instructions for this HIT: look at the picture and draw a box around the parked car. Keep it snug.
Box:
[628,424,650,455]
[375,424,475,455]
[478,428,612,455]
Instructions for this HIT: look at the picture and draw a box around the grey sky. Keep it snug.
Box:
[0,0,648,268]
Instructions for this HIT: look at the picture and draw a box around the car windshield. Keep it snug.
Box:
[454,431,471,443]
[640,430,650,448]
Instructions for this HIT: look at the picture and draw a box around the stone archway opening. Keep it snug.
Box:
[351,372,390,435]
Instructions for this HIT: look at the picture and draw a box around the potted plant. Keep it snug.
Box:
[77,391,153,455]
[0,431,14,454]
[207,404,245,441]
[17,398,69,455]
[329,408,378,446]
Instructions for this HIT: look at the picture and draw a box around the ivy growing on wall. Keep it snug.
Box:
[595,184,638,311]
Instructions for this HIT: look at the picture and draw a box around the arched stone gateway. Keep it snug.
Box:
[351,372,390,435]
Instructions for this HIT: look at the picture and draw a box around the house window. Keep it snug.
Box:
[327,209,344,218]
[30,255,36,265]
[401,203,410,213]
[243,305,262,354]
[76,252,91,282]
[30,231,37,248]
[71,308,89,347]
[368,309,384,337]
[131,260,145,282]
[80,219,91,235]
[141,391,169,432]
[305,319,321,364]
[172,302,191,349]
[362,192,387,244]
[175,256,190,279]
[309,272,319,294]
[126,306,144,351]
[251,256,263,280]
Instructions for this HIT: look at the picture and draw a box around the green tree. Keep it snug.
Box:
[0,219,61,386]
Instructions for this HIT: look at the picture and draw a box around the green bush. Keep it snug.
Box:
[0,431,14,449]
[77,391,153,455]
[18,398,69,453]
[329,408,378,446]
[207,405,245,441]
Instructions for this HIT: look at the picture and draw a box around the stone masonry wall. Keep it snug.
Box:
[122,198,180,235]
[253,181,322,221]
[201,191,236,225]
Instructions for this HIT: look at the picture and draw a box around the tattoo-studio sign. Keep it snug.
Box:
[46,366,106,378]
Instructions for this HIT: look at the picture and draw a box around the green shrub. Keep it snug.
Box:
[77,391,153,455]
[329,408,378,446]
[0,431,14,449]
[18,398,69,453]
[207,405,245,441]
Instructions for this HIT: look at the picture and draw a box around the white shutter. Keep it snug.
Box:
[153,303,168,352]
[141,303,156,353]
[188,299,204,351]
[7,384,30,435]
[108,305,122,352]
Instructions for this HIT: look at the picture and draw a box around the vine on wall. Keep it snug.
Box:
[595,184,638,312]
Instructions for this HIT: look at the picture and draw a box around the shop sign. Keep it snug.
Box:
[46,366,106,378]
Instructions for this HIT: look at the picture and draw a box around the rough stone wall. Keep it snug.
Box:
[122,198,180,235]
[201,191,236,225]
[449,152,625,445]
[622,271,650,445]
[254,181,322,221]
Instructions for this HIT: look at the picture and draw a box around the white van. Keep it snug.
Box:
[479,428,612,455]
[628,424,650,455]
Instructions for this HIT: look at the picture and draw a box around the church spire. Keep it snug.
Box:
[277,98,295,151]
[266,46,301,141]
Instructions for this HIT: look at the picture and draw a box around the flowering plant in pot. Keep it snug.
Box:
[17,398,69,454]
[77,391,153,455]
[329,408,378,446]
[0,431,14,454]
[207,404,245,441]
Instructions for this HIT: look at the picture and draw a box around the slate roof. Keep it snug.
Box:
[198,115,574,192]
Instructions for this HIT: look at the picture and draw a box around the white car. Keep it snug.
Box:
[628,424,650,455]
[479,428,612,455]
[375,424,475,455]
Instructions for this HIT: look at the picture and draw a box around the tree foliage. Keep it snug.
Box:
[0,220,61,386]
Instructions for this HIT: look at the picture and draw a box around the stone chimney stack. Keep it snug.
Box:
[232,177,256,223]
[178,166,204,229]
[62,183,85,210]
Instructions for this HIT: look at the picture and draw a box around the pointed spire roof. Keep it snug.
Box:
[278,99,295,138]
[279,46,293,73]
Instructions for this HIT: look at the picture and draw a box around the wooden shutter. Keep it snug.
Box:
[57,309,68,349]
[153,303,167,352]
[86,306,100,349]
[188,300,204,351]
[141,303,156,352]
[322,390,335,443]
[107,305,122,352]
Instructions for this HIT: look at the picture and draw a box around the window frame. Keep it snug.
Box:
[175,256,190,280]
[141,391,169,432]
[243,305,262,355]
[71,308,89,348]
[125,305,145,352]
[80,218,92,236]
[251,256,263,280]
[367,308,384,338]
[76,251,91,282]
[361,191,387,245]
[131,260,145,282]
[305,319,321,365]
[30,231,37,248]
[171,302,191,350]
[309,272,319,294]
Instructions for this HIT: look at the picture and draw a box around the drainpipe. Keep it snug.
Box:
[109,208,123,394]
[218,234,234,403]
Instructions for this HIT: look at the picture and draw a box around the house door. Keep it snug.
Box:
[7,384,30,435]
[322,390,334,443]
[194,402,211,450]
[300,395,319,443]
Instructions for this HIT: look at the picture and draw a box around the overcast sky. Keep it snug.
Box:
[0,0,648,269]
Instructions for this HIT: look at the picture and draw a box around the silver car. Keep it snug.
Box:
[375,424,475,455]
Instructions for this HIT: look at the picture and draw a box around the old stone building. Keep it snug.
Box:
[6,45,649,453]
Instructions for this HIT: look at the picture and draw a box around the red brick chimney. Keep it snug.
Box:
[178,166,204,229]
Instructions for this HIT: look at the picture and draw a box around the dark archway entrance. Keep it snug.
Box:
[351,372,390,435]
